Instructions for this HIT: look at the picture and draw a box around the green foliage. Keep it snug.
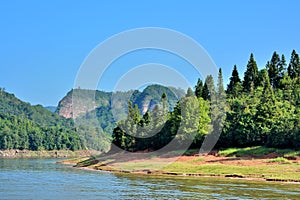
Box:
[0,89,101,151]
[112,94,211,151]
[287,49,300,79]
[243,53,258,92]
[112,50,300,152]
[194,78,203,98]
[226,65,242,96]
[218,146,300,158]
[201,82,209,101]
[0,112,82,151]
[267,157,291,164]
[267,51,286,89]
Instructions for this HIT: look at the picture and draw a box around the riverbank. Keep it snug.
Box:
[66,147,300,184]
[0,149,99,158]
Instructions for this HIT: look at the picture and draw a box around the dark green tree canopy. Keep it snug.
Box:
[194,78,204,98]
[243,53,258,92]
[227,65,241,95]
[288,49,300,79]
[267,51,286,89]
[201,82,209,101]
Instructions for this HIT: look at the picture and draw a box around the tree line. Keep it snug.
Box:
[112,50,300,151]
[0,112,82,151]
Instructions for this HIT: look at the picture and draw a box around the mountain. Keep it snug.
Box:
[56,85,185,134]
[0,85,185,152]
[56,85,185,119]
[132,84,185,114]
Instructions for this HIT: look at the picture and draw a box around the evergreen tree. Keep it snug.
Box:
[132,104,141,124]
[215,68,226,135]
[267,51,284,89]
[161,92,168,112]
[176,96,200,146]
[202,75,215,101]
[254,69,276,144]
[261,69,275,102]
[194,78,204,98]
[217,68,225,98]
[186,87,194,97]
[243,53,259,92]
[201,82,209,100]
[280,54,287,78]
[227,65,241,95]
[287,49,300,79]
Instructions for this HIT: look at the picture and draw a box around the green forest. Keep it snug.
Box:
[0,90,81,150]
[112,50,300,151]
[1,50,300,152]
[0,90,110,151]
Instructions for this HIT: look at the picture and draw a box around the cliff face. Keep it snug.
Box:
[56,89,110,119]
[56,92,73,118]
[56,85,185,120]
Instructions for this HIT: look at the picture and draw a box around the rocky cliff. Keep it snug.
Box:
[56,85,186,121]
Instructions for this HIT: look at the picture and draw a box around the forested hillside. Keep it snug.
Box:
[0,89,83,150]
[0,85,185,152]
[112,50,300,151]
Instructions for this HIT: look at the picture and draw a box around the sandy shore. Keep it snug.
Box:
[58,152,300,184]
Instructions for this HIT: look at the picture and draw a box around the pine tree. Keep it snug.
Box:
[267,51,284,89]
[127,101,134,120]
[280,54,287,77]
[186,87,194,97]
[243,53,258,92]
[287,49,300,79]
[195,78,204,98]
[132,104,141,123]
[215,68,226,132]
[255,69,275,144]
[227,65,241,95]
[161,92,167,111]
[202,75,215,101]
[261,69,275,102]
[217,68,225,97]
[202,82,209,100]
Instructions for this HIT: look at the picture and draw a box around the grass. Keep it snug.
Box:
[218,146,300,158]
[108,159,300,181]
[72,146,300,182]
[187,157,205,163]
[163,162,300,180]
[267,157,291,164]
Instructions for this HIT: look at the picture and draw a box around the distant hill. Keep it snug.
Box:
[56,85,185,119]
[55,85,186,134]
[0,85,186,152]
[44,106,57,112]
[0,89,83,151]
[132,84,185,114]
[0,90,72,127]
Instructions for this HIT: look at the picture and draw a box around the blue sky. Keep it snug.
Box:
[0,0,299,106]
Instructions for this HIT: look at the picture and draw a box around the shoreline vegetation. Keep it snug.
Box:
[58,146,300,184]
[0,149,98,158]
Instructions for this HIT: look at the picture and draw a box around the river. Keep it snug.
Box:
[0,159,299,199]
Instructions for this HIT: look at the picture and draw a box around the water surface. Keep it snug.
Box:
[0,159,299,199]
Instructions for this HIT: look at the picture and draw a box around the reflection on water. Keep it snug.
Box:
[0,159,299,200]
